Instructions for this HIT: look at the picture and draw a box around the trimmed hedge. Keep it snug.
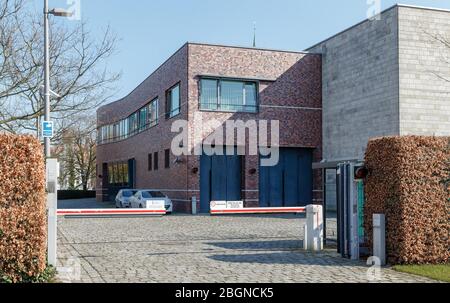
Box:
[364,136,449,265]
[0,134,47,282]
[58,190,96,200]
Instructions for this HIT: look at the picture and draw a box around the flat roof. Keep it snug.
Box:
[188,42,315,55]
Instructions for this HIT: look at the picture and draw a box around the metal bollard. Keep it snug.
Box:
[373,214,386,265]
[305,205,324,251]
[191,196,197,215]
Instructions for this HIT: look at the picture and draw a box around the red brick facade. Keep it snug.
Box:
[96,43,322,212]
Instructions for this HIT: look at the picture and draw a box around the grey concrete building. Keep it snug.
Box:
[308,4,450,210]
[308,4,450,163]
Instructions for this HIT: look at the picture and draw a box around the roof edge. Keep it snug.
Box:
[97,42,189,113]
[187,42,319,55]
[305,3,450,51]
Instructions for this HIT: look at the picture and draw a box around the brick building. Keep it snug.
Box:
[96,43,322,212]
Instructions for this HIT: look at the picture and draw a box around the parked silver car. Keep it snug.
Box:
[115,189,138,208]
[129,190,173,213]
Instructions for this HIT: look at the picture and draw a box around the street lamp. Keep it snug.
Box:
[43,0,73,268]
[43,0,73,158]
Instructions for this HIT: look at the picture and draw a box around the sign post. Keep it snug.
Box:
[42,121,54,138]
[46,158,59,267]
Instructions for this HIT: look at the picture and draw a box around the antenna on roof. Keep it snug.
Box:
[253,21,256,47]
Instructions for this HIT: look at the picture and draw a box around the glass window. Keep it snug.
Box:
[166,84,180,119]
[200,79,218,110]
[113,163,119,184]
[165,149,170,169]
[122,190,136,198]
[139,106,148,131]
[97,97,161,144]
[221,80,244,111]
[148,98,159,127]
[148,154,152,171]
[122,162,129,185]
[108,164,114,184]
[114,123,120,139]
[129,112,138,135]
[150,191,165,198]
[142,191,152,199]
[199,78,258,113]
[244,82,257,110]
[154,152,159,171]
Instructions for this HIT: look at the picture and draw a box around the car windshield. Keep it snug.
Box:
[150,191,165,198]
[122,191,136,197]
[141,191,152,199]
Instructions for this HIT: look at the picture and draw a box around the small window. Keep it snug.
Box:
[154,152,159,171]
[165,149,170,169]
[148,98,159,127]
[139,106,148,131]
[166,84,181,119]
[148,153,152,171]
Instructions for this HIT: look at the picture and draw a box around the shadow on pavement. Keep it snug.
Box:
[208,251,365,267]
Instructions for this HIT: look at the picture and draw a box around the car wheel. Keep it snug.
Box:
[139,204,143,209]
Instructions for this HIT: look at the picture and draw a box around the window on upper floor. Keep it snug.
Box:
[128,112,138,136]
[199,78,258,113]
[97,97,160,145]
[148,98,159,127]
[139,106,148,131]
[166,84,181,119]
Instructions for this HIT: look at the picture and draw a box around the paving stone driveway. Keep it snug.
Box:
[57,214,434,283]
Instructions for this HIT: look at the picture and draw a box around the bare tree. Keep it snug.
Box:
[55,115,97,191]
[0,0,120,137]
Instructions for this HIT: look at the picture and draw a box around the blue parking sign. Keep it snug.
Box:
[42,121,54,138]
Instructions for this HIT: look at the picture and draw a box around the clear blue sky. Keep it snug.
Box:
[31,0,450,101]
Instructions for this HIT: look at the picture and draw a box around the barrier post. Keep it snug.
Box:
[46,159,59,267]
[305,205,323,251]
[373,214,386,266]
[192,197,197,215]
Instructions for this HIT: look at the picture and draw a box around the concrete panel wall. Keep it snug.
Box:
[308,7,400,162]
[398,6,450,136]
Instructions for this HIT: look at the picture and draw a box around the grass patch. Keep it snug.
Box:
[393,264,450,282]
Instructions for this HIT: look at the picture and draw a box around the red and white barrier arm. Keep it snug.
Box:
[210,207,306,215]
[57,209,166,216]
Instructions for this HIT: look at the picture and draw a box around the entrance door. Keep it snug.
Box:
[259,148,313,207]
[200,148,242,213]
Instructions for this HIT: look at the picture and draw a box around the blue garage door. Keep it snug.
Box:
[259,148,313,207]
[200,148,242,213]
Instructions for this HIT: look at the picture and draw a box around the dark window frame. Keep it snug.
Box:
[198,76,259,113]
[154,152,159,171]
[165,149,170,169]
[148,153,153,171]
[165,82,181,119]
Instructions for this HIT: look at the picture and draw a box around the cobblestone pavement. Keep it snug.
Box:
[56,214,435,283]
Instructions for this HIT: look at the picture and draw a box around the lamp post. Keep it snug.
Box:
[43,0,73,268]
[43,0,73,158]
